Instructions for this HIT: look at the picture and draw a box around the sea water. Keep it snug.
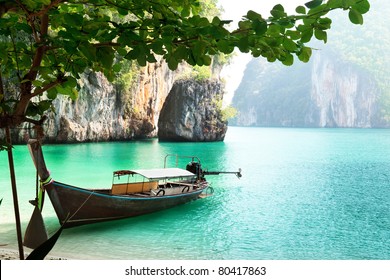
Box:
[0,127,389,260]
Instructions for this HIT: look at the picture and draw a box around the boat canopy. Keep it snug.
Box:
[113,168,195,180]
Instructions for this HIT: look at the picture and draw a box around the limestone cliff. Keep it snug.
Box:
[5,57,226,143]
[232,0,389,128]
[231,50,385,128]
[158,80,227,142]
[43,58,175,143]
[308,52,382,127]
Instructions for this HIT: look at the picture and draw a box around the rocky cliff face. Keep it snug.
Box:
[158,80,227,141]
[42,58,176,143]
[308,52,381,127]
[232,50,385,128]
[6,57,227,143]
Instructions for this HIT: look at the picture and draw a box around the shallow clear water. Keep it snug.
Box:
[1,127,389,259]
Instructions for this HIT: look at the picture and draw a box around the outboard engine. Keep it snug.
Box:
[186,161,204,180]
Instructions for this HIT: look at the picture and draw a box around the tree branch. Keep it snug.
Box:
[13,12,50,120]
[31,78,64,98]
[29,0,65,18]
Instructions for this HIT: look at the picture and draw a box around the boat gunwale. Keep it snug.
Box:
[50,181,206,201]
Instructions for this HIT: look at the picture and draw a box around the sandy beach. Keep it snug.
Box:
[0,248,25,260]
[0,247,67,260]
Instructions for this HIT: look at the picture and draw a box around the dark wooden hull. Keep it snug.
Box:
[45,181,206,228]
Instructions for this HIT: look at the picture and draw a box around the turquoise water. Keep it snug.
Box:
[0,127,389,259]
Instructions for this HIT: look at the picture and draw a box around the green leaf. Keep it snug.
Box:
[348,9,363,25]
[181,7,190,18]
[146,53,157,63]
[112,64,121,73]
[327,0,342,9]
[117,30,141,45]
[47,88,58,100]
[79,43,96,61]
[118,8,128,16]
[342,0,356,9]
[318,17,332,29]
[270,4,286,19]
[23,0,38,9]
[62,39,78,54]
[298,46,312,62]
[300,29,313,43]
[202,55,212,66]
[246,10,262,21]
[296,6,306,14]
[267,24,281,35]
[40,0,52,5]
[305,0,323,9]
[32,80,43,87]
[281,53,294,66]
[314,29,327,43]
[192,41,206,61]
[212,16,221,26]
[216,40,234,54]
[69,88,79,100]
[210,26,229,39]
[37,100,53,113]
[167,55,178,70]
[117,47,128,57]
[174,46,188,60]
[286,30,301,40]
[125,46,141,60]
[238,20,251,30]
[15,22,32,34]
[283,38,297,52]
[63,13,83,27]
[150,41,165,55]
[237,37,250,53]
[63,76,78,89]
[252,19,267,36]
[352,0,370,14]
[137,55,147,67]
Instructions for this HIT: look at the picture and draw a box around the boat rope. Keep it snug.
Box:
[40,176,53,187]
[31,152,46,210]
[65,190,95,225]
[206,186,214,195]
[156,189,165,196]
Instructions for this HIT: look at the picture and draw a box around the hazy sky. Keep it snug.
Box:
[218,0,306,104]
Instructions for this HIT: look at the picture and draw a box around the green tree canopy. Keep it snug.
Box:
[0,0,370,136]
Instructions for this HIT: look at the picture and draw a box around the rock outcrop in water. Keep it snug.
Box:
[5,58,226,143]
[158,80,227,141]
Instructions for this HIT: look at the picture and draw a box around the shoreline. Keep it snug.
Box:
[0,246,68,260]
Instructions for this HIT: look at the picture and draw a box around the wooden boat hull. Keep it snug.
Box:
[45,181,206,228]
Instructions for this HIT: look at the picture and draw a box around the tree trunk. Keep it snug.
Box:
[5,127,24,260]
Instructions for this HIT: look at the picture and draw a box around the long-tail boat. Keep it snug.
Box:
[27,139,241,228]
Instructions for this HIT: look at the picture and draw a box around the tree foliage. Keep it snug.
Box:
[0,0,370,137]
